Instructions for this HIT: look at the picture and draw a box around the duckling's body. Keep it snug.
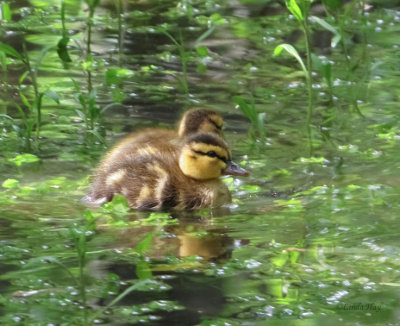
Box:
[87,109,248,210]
[96,108,224,176]
[92,143,230,209]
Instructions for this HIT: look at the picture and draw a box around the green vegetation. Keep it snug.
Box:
[1,0,400,325]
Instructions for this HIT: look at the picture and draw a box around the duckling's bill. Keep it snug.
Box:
[223,161,249,177]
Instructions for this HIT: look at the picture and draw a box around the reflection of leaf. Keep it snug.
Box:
[9,154,40,166]
[57,36,72,63]
[2,179,19,189]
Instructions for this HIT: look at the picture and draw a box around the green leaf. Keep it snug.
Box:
[310,16,342,48]
[195,25,216,44]
[0,51,7,72]
[0,42,22,60]
[102,194,130,215]
[135,232,154,255]
[42,90,60,104]
[19,92,32,108]
[233,96,257,122]
[332,34,342,48]
[111,87,125,103]
[136,259,153,280]
[101,103,118,114]
[274,43,307,77]
[19,71,29,85]
[15,104,27,120]
[210,13,227,25]
[196,45,208,57]
[2,179,19,189]
[272,252,288,267]
[87,0,100,8]
[1,3,12,21]
[322,0,343,11]
[196,63,207,74]
[106,68,118,85]
[9,154,40,166]
[294,156,327,164]
[285,0,303,21]
[35,45,53,71]
[0,114,13,121]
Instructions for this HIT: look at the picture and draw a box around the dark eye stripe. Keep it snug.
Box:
[207,118,222,130]
[193,150,227,163]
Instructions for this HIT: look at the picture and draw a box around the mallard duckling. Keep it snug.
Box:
[97,108,224,174]
[89,132,248,210]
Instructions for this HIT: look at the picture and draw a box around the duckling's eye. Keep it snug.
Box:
[206,151,217,158]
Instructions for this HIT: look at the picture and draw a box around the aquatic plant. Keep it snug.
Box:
[84,0,100,93]
[233,95,266,141]
[115,0,124,65]
[274,0,313,153]
[0,41,59,150]
[158,14,226,97]
[57,0,72,64]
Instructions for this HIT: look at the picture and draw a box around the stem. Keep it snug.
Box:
[86,5,95,93]
[301,18,313,155]
[22,40,42,141]
[77,236,87,309]
[61,0,67,37]
[117,0,123,65]
[87,6,94,58]
[178,30,189,95]
[22,40,39,98]
[36,94,43,139]
[1,52,8,87]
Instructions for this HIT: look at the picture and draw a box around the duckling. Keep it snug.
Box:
[89,132,248,210]
[97,108,224,174]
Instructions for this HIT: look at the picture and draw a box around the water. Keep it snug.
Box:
[1,0,400,325]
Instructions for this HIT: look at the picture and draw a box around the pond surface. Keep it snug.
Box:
[1,0,400,325]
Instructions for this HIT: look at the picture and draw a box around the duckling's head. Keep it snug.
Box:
[179,133,249,180]
[178,108,224,137]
